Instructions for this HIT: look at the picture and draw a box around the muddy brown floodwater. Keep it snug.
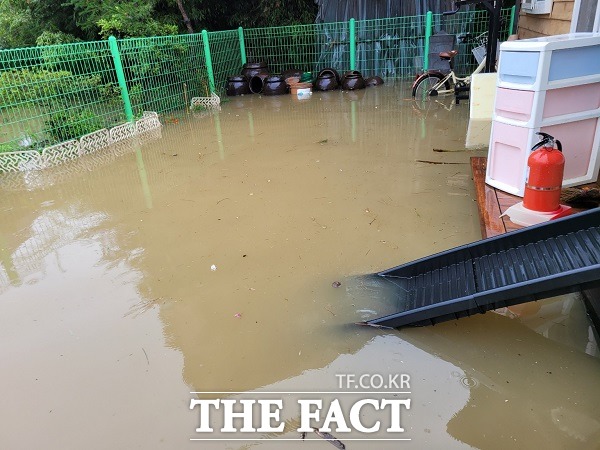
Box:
[1,83,599,449]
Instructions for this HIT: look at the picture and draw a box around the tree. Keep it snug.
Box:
[225,0,318,28]
[0,0,38,48]
[0,0,319,48]
[175,0,194,33]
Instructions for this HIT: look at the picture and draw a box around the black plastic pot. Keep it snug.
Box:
[341,70,366,90]
[314,72,339,91]
[365,76,384,87]
[225,75,250,96]
[242,61,269,79]
[281,68,303,81]
[262,75,287,96]
[249,72,269,94]
[318,68,341,84]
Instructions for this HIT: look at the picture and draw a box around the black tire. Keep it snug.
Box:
[412,74,450,99]
[412,74,451,111]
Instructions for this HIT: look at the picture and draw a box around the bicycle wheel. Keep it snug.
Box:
[412,74,450,101]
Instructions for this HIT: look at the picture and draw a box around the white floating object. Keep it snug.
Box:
[210,264,217,271]
[501,201,572,227]
[296,88,312,99]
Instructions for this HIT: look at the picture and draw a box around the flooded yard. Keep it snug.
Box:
[1,83,599,449]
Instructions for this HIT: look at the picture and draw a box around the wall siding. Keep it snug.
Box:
[517,0,574,38]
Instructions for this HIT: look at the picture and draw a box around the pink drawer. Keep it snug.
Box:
[495,87,535,122]
[543,82,600,119]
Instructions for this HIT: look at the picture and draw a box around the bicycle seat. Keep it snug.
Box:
[439,50,458,60]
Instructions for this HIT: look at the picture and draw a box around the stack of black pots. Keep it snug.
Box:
[226,62,297,96]
[225,61,270,96]
[313,69,383,92]
[226,62,384,96]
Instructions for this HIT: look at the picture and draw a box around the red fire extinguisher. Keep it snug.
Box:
[523,132,565,212]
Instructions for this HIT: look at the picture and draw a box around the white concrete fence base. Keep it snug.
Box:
[0,112,162,173]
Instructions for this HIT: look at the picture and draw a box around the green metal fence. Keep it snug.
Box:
[117,33,209,116]
[428,8,514,75]
[0,41,124,153]
[207,29,243,96]
[0,7,514,156]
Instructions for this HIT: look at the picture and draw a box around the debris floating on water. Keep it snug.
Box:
[210,264,217,271]
[433,148,468,153]
[416,159,468,165]
[312,428,345,449]
[331,281,342,288]
[234,313,242,318]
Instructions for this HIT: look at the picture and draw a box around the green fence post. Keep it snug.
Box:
[509,5,516,35]
[349,18,356,71]
[423,11,433,72]
[202,30,216,94]
[238,27,247,65]
[108,36,134,122]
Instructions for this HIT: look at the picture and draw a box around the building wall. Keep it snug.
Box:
[517,0,574,38]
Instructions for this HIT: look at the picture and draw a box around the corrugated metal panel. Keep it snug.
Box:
[315,0,458,23]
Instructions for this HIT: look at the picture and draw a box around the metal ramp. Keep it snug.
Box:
[365,208,600,329]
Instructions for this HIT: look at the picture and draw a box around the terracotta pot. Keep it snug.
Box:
[225,75,250,96]
[341,70,366,90]
[290,82,312,98]
[317,68,341,84]
[262,75,287,96]
[364,76,384,87]
[241,61,269,78]
[314,73,338,91]
[249,72,269,94]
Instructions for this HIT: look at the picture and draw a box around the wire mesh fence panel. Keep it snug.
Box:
[243,21,350,77]
[208,30,243,97]
[310,21,353,74]
[0,41,125,153]
[431,8,513,76]
[0,8,514,159]
[356,15,427,78]
[117,34,210,115]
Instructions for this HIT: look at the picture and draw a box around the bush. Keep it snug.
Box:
[0,69,102,106]
[0,142,19,154]
[45,109,104,143]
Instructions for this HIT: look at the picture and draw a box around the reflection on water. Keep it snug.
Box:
[1,84,598,449]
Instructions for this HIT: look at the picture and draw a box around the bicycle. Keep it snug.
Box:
[411,31,489,107]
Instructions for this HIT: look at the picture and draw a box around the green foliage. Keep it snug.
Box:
[0,69,102,105]
[0,141,19,154]
[190,103,207,112]
[44,109,104,143]
[0,0,319,45]
[219,0,318,29]
[0,0,38,48]
[35,31,81,46]
[98,82,123,103]
[97,17,178,40]
[68,0,179,39]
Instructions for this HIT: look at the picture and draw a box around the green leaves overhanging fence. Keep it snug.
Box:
[0,8,514,155]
